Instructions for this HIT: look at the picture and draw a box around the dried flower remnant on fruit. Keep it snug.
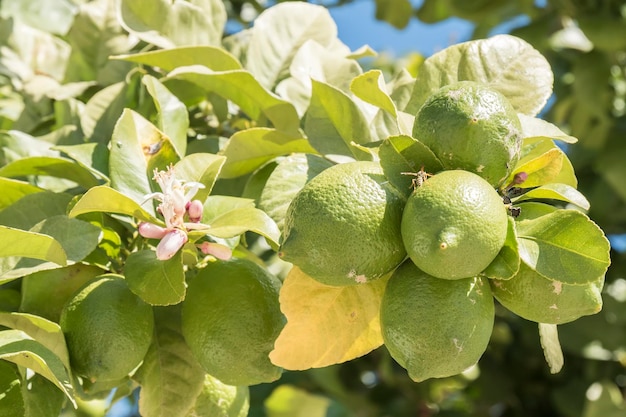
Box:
[138,165,210,260]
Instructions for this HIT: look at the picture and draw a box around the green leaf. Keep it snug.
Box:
[112,46,242,72]
[134,306,206,417]
[265,385,331,417]
[483,217,520,280]
[1,0,75,36]
[350,70,397,118]
[54,142,110,181]
[143,75,188,158]
[125,250,185,306]
[173,153,226,203]
[514,183,590,210]
[110,109,179,205]
[258,154,333,232]
[538,323,563,374]
[0,313,70,371]
[245,2,339,89]
[378,135,443,194]
[0,361,24,417]
[514,138,577,188]
[165,66,300,135]
[118,0,226,48]
[220,128,317,179]
[0,330,75,407]
[68,185,162,225]
[374,0,412,29]
[21,373,65,417]
[582,381,626,417]
[406,34,553,116]
[0,226,66,266]
[0,156,101,189]
[304,80,373,159]
[0,178,42,211]
[516,209,610,285]
[518,114,578,143]
[80,81,130,144]
[509,148,563,188]
[29,215,101,263]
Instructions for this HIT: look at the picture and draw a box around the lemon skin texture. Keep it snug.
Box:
[181,258,285,386]
[60,275,154,382]
[413,81,522,187]
[380,261,494,382]
[491,263,603,324]
[279,161,406,286]
[401,170,508,280]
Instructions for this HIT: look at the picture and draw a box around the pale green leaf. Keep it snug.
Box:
[350,70,397,118]
[110,109,179,206]
[304,80,372,159]
[269,267,387,370]
[245,2,339,89]
[80,81,129,144]
[509,148,563,188]
[125,250,185,306]
[54,142,110,181]
[29,215,101,263]
[1,0,75,35]
[516,209,610,285]
[406,34,553,116]
[173,153,226,202]
[143,75,188,157]
[0,156,101,189]
[220,128,317,179]
[265,385,330,417]
[112,46,242,72]
[258,154,333,232]
[0,361,24,417]
[186,374,249,417]
[378,134,443,194]
[515,138,577,188]
[165,66,300,135]
[0,330,75,407]
[483,216,520,280]
[68,185,161,224]
[0,178,42,211]
[118,0,226,48]
[0,226,66,266]
[518,114,578,143]
[0,313,70,371]
[538,323,563,374]
[135,306,205,417]
[514,183,590,210]
[199,206,281,250]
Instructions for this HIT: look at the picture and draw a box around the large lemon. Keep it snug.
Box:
[401,170,508,280]
[279,161,406,286]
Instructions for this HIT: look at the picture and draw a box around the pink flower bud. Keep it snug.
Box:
[199,242,232,260]
[513,171,528,185]
[138,222,168,239]
[156,229,188,260]
[186,200,204,223]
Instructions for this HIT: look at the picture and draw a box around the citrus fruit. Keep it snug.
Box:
[279,161,406,286]
[380,261,494,382]
[413,80,522,187]
[491,263,604,324]
[401,169,508,280]
[181,258,284,386]
[186,374,249,417]
[60,275,154,382]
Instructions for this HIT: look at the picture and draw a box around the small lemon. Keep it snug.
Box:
[380,261,494,382]
[401,170,508,280]
[279,161,406,286]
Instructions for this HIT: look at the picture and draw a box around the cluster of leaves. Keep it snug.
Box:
[0,1,618,417]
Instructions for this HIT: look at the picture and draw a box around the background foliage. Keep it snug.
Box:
[0,0,624,416]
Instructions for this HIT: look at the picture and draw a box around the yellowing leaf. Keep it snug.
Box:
[510,148,563,188]
[269,267,387,370]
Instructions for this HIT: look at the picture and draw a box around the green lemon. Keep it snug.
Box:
[279,161,406,286]
[380,261,494,382]
[181,258,285,386]
[186,374,249,417]
[401,170,508,280]
[60,275,154,382]
[413,81,522,187]
[491,263,604,324]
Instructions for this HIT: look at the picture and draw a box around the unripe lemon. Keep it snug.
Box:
[413,81,522,187]
[60,275,154,382]
[401,170,508,280]
[279,161,406,286]
[181,258,284,386]
[380,261,494,382]
[491,263,603,324]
